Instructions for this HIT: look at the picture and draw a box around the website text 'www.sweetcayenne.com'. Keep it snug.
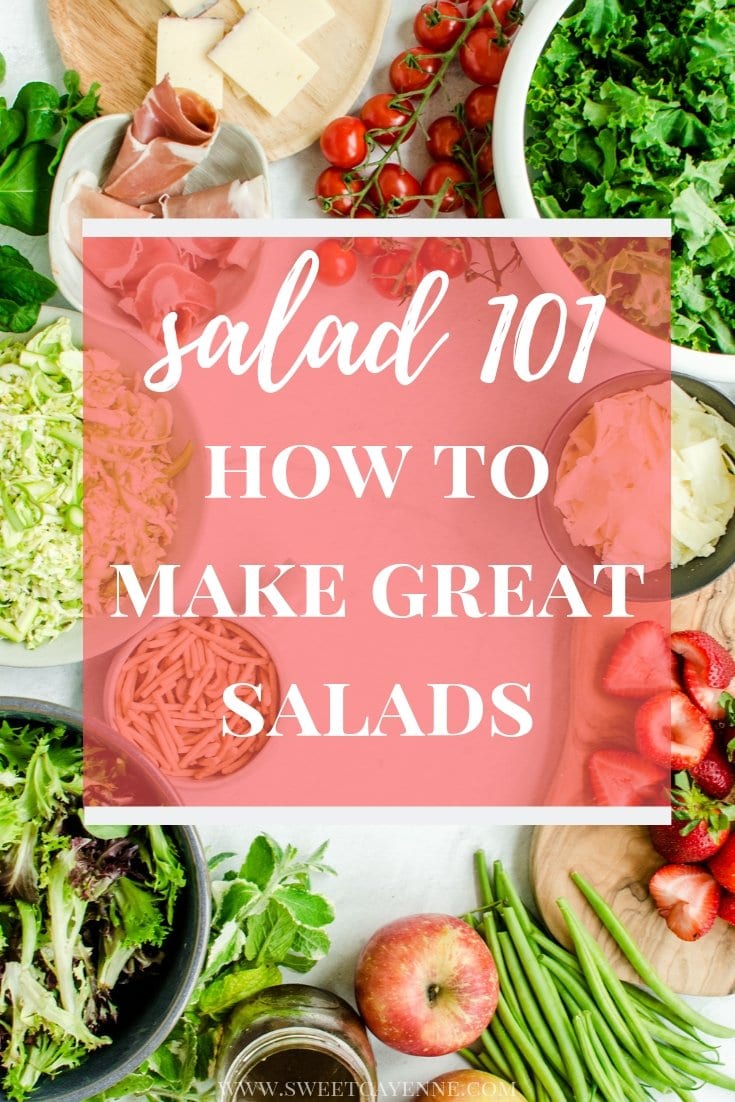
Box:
[236,1081,523,1098]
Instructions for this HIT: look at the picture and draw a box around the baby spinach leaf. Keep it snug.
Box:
[13,83,61,144]
[0,108,23,155]
[0,143,55,234]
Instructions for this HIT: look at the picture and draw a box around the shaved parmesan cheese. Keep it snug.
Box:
[671,382,735,566]
[235,0,334,43]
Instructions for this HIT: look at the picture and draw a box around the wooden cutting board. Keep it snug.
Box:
[531,568,735,997]
[48,0,390,161]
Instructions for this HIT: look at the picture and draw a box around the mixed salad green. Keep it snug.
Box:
[0,717,184,1102]
[526,0,735,354]
[0,318,83,649]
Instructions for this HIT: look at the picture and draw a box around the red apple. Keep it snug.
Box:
[354,913,499,1056]
[422,1070,526,1101]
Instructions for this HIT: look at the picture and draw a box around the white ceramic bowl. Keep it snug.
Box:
[49,113,271,311]
[493,0,735,383]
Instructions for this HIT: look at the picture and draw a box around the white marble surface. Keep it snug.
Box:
[0,3,733,1096]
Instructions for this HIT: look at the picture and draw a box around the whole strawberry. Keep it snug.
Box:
[690,739,735,800]
[649,773,733,863]
[719,890,735,927]
[709,833,735,893]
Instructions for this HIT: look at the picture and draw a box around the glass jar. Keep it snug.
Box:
[217,984,378,1102]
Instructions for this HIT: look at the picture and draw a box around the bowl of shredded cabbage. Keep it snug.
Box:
[539,373,735,599]
[0,308,202,665]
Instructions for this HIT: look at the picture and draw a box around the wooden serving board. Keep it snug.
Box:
[48,0,391,161]
[531,568,735,997]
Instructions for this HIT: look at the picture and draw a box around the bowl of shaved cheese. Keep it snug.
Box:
[539,372,735,599]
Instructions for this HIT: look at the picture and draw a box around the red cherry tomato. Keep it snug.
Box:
[464,85,498,129]
[467,0,523,34]
[465,185,503,218]
[353,207,378,218]
[315,240,357,285]
[422,161,469,213]
[360,94,416,146]
[426,115,465,161]
[315,168,363,217]
[475,137,494,176]
[352,236,387,257]
[319,116,368,170]
[413,1,464,51]
[460,28,510,84]
[369,164,422,214]
[389,47,441,94]
[371,250,425,300]
[418,237,471,279]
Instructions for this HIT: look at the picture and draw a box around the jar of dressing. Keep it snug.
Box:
[217,984,378,1102]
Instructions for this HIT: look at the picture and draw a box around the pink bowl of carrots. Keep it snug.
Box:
[103,616,279,787]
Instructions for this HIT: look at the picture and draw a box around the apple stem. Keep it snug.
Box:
[427,983,441,1004]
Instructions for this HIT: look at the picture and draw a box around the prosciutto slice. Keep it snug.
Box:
[159,176,271,218]
[103,77,218,207]
[62,171,154,262]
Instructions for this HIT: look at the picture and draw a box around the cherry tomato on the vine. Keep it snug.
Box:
[360,94,416,146]
[389,47,441,94]
[422,161,469,213]
[460,28,510,84]
[371,250,425,300]
[319,116,368,170]
[464,84,498,129]
[353,207,378,218]
[474,137,494,177]
[315,168,363,217]
[369,163,422,214]
[426,115,465,161]
[467,0,523,34]
[418,237,471,278]
[464,185,503,218]
[413,1,464,51]
[315,240,357,285]
[352,236,387,257]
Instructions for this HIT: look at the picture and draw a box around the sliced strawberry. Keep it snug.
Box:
[682,661,728,720]
[718,890,735,926]
[709,833,735,892]
[690,741,735,800]
[635,690,713,770]
[670,650,682,691]
[588,749,666,806]
[602,621,673,699]
[649,864,721,941]
[670,630,735,688]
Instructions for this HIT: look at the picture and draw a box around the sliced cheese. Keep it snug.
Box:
[209,12,318,117]
[235,0,334,42]
[163,0,217,16]
[157,18,226,108]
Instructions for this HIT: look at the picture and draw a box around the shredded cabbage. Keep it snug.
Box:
[672,382,735,567]
[0,319,82,648]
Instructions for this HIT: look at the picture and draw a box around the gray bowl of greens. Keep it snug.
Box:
[492,0,735,379]
[0,700,210,1102]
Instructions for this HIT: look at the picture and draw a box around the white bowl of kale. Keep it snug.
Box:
[0,700,210,1102]
[492,0,735,381]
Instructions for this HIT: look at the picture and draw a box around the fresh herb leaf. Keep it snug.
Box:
[0,244,56,332]
[0,142,54,235]
[0,108,23,156]
[0,54,6,84]
[13,83,61,144]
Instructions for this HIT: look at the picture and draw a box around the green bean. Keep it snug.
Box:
[623,984,711,1044]
[459,1048,484,1071]
[496,995,569,1102]
[662,1046,735,1091]
[573,1012,627,1102]
[570,872,735,1040]
[633,1001,719,1062]
[476,1051,506,1080]
[493,860,536,936]
[502,907,590,1101]
[474,850,494,907]
[531,928,583,975]
[480,1028,514,1081]
[558,900,694,1092]
[498,931,566,1079]
[490,1009,536,1102]
[551,969,650,1102]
